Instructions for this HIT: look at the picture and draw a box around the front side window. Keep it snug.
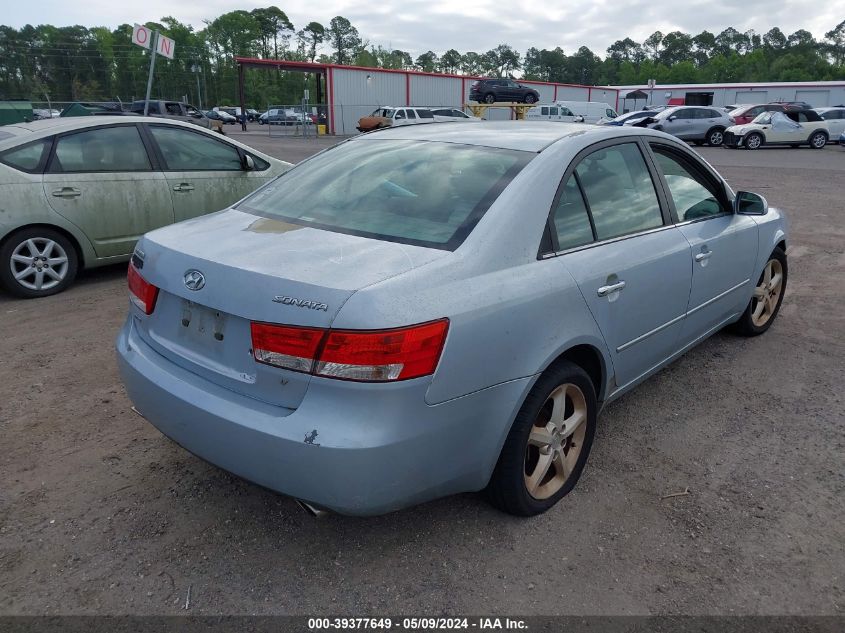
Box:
[651,146,726,222]
[0,138,50,172]
[541,107,549,116]
[52,126,150,172]
[551,175,594,251]
[574,143,663,241]
[149,126,242,171]
[165,103,182,115]
[606,109,617,118]
[239,139,530,250]
[395,110,406,119]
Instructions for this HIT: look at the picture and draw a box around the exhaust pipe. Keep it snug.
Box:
[295,499,329,518]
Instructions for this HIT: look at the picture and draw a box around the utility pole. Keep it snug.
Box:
[192,63,202,109]
[143,31,159,116]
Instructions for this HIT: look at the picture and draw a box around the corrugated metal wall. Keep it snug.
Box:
[410,75,463,107]
[620,86,845,110]
[328,66,623,132]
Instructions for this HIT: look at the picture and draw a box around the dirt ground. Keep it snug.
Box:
[1,136,843,616]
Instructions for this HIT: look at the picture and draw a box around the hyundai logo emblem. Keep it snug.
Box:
[183,270,206,291]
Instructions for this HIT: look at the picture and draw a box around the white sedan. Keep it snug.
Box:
[431,108,481,122]
[723,110,829,150]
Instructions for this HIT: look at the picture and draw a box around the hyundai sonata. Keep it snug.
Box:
[117,122,788,516]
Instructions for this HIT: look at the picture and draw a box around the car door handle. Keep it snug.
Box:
[51,187,81,198]
[597,281,626,297]
[695,251,712,262]
[172,183,194,192]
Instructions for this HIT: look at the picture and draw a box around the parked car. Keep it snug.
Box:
[645,106,734,146]
[431,108,481,122]
[729,103,787,126]
[356,107,435,132]
[840,131,845,146]
[525,104,584,123]
[211,109,237,124]
[815,107,845,140]
[246,109,260,122]
[601,110,660,126]
[555,101,618,124]
[470,79,539,104]
[0,116,289,297]
[32,108,62,120]
[129,100,215,130]
[258,108,310,125]
[117,121,787,517]
[202,110,228,134]
[723,110,829,150]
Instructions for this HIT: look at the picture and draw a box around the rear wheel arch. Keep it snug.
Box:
[545,344,607,403]
[1,223,85,269]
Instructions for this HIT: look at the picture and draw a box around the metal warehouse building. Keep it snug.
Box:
[615,82,845,111]
[234,58,845,133]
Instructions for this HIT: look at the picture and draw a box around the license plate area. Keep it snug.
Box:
[180,299,228,346]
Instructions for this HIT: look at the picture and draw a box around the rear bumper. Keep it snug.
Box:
[116,316,531,515]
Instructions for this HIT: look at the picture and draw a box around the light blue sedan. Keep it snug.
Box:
[117,122,788,516]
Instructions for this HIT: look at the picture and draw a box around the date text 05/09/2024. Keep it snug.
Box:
[307,618,528,630]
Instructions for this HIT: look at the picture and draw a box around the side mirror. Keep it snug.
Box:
[242,154,255,171]
[735,191,768,215]
[668,115,677,121]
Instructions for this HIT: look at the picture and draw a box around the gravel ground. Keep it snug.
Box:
[0,137,843,616]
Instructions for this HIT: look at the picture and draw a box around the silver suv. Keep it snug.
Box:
[646,106,734,146]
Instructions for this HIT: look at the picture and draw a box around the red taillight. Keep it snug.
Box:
[249,319,449,382]
[250,323,324,373]
[127,263,159,315]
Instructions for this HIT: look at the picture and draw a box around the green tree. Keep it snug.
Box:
[326,16,360,65]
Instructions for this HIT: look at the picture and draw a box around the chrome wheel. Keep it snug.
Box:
[10,237,70,292]
[810,133,827,148]
[709,129,724,146]
[524,383,587,500]
[751,258,784,327]
[745,134,762,150]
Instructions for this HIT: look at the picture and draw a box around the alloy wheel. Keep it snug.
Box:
[524,383,587,500]
[751,259,784,327]
[709,130,724,145]
[10,237,70,292]
[746,134,762,150]
[811,133,826,148]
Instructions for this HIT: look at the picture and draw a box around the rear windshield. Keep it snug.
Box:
[238,139,531,250]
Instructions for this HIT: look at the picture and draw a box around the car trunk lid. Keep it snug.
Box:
[132,209,448,409]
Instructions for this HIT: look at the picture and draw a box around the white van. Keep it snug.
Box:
[554,101,618,124]
[525,104,584,123]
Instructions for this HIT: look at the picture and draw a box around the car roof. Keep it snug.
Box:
[0,116,282,163]
[354,120,663,152]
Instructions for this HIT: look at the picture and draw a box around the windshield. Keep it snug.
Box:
[372,108,395,117]
[238,139,531,250]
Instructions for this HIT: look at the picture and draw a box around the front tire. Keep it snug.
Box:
[487,361,597,516]
[744,132,764,150]
[0,227,79,298]
[733,247,787,336]
[524,93,537,104]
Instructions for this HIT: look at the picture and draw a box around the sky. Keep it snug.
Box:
[4,0,842,58]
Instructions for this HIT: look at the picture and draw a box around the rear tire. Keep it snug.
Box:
[733,247,787,337]
[809,131,827,149]
[483,93,496,104]
[487,361,597,516]
[707,127,725,146]
[0,227,79,298]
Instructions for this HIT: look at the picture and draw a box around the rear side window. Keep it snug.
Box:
[551,175,594,250]
[574,143,663,240]
[239,139,531,251]
[406,110,417,120]
[149,126,242,171]
[51,126,151,172]
[417,110,434,119]
[541,107,549,116]
[0,139,50,173]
